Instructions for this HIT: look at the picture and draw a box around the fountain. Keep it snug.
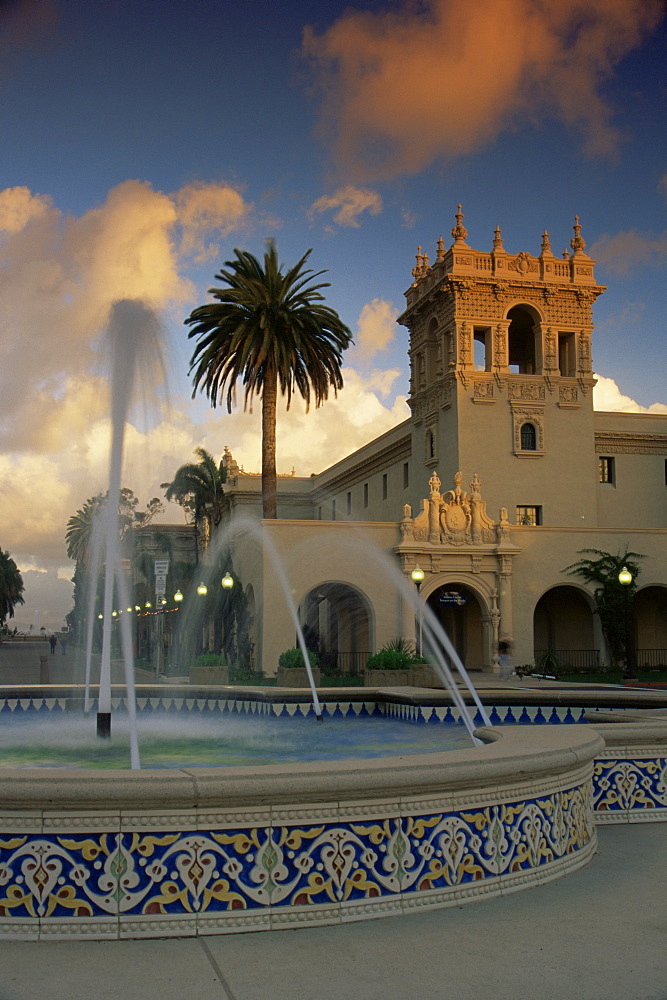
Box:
[1,300,666,939]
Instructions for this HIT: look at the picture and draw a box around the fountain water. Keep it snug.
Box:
[83,299,165,765]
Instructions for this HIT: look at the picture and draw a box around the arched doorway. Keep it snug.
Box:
[635,586,667,669]
[533,586,597,670]
[425,583,483,670]
[301,582,372,678]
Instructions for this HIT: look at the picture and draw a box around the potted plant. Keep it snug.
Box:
[189,652,229,686]
[276,647,320,688]
[364,638,440,687]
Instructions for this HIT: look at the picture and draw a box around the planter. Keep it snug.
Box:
[189,664,229,685]
[276,666,321,688]
[364,665,443,688]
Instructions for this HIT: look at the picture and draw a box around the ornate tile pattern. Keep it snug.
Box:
[0,778,595,937]
[592,755,667,821]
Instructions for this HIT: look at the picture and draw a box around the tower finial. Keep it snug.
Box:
[492,225,504,251]
[436,235,445,261]
[541,230,552,255]
[570,215,586,254]
[451,204,468,244]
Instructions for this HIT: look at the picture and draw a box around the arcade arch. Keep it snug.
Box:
[533,586,597,670]
[300,582,373,677]
[424,582,487,671]
[635,585,667,668]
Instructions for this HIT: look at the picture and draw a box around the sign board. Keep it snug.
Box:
[154,560,170,576]
[155,574,167,596]
[439,591,466,606]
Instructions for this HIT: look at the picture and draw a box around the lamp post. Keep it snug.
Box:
[618,566,635,680]
[411,565,425,656]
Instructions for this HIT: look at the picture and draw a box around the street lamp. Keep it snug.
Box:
[174,590,183,603]
[618,566,634,680]
[197,582,208,597]
[221,572,234,590]
[411,565,425,656]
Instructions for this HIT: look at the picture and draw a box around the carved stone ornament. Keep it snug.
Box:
[508,382,545,401]
[508,252,538,274]
[559,384,579,404]
[398,473,502,547]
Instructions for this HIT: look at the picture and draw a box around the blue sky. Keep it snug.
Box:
[0,0,665,629]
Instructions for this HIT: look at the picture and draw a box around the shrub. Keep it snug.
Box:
[278,647,319,671]
[195,652,226,667]
[366,639,427,671]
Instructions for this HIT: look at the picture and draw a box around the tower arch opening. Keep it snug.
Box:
[507,305,541,374]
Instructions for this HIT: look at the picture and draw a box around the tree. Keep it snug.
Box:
[66,490,164,565]
[161,447,227,555]
[0,548,25,627]
[65,490,165,641]
[65,495,105,566]
[565,548,644,670]
[185,242,353,518]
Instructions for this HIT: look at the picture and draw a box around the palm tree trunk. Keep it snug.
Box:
[261,365,278,518]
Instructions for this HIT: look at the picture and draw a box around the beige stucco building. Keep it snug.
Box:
[156,209,667,677]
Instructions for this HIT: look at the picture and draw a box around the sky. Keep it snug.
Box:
[0,0,665,631]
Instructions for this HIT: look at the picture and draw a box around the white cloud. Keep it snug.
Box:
[0,186,52,233]
[352,298,399,360]
[175,181,252,262]
[593,374,667,413]
[309,185,382,228]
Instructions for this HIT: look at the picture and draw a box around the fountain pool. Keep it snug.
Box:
[0,710,475,768]
[4,684,666,941]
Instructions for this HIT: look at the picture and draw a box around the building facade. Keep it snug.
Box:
[156,209,667,676]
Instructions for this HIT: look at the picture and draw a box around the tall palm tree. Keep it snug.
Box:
[65,495,106,566]
[161,447,227,553]
[0,548,25,626]
[185,242,353,518]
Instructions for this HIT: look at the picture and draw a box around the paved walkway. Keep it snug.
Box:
[0,824,664,1000]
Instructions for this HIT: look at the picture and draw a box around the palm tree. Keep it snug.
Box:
[0,548,25,626]
[65,495,106,566]
[565,548,644,671]
[161,447,227,554]
[185,242,353,518]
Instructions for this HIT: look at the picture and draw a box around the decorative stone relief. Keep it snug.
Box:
[544,327,557,371]
[494,325,507,368]
[473,381,494,401]
[508,382,545,401]
[578,330,592,372]
[397,473,498,546]
[559,384,579,405]
[508,252,538,274]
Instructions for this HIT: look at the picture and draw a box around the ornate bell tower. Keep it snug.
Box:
[399,207,606,527]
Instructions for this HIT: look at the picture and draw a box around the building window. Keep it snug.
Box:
[520,422,537,451]
[347,491,352,515]
[425,428,435,460]
[382,474,388,500]
[363,483,369,508]
[516,505,542,526]
[403,462,409,489]
[599,456,615,485]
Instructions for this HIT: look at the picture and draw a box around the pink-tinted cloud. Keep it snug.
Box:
[590,229,667,276]
[303,0,664,181]
[309,185,382,228]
